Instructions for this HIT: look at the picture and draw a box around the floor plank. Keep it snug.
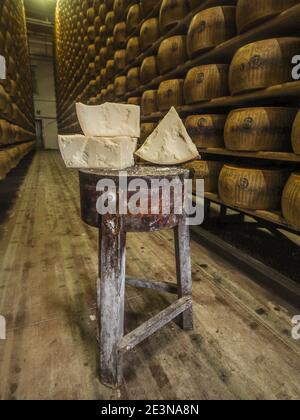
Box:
[0,150,299,400]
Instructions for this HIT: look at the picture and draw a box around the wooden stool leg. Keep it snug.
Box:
[98,216,126,388]
[174,217,193,331]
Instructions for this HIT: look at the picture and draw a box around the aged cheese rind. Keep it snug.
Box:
[135,107,199,165]
[76,102,141,138]
[59,135,137,169]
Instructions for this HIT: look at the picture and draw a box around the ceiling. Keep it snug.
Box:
[24,0,56,58]
[24,0,56,22]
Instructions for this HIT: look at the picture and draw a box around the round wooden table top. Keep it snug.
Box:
[79,165,190,184]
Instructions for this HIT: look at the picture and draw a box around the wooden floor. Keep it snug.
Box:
[0,150,300,400]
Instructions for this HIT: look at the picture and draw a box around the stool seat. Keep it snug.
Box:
[79,166,193,388]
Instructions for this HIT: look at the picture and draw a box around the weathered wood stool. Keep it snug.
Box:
[79,167,193,388]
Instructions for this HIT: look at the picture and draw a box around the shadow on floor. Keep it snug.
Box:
[0,151,35,225]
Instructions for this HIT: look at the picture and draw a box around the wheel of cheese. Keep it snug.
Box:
[140,0,159,18]
[114,49,126,71]
[159,0,189,34]
[99,25,107,42]
[127,4,142,35]
[282,173,300,229]
[113,0,126,22]
[141,90,158,115]
[106,37,115,59]
[219,164,286,210]
[292,111,300,154]
[105,10,115,34]
[229,38,300,95]
[113,76,127,98]
[126,36,140,63]
[0,150,10,180]
[106,83,116,101]
[184,65,229,104]
[157,79,184,111]
[225,107,297,152]
[187,6,236,58]
[113,22,127,48]
[236,0,300,34]
[184,160,223,193]
[106,59,115,79]
[140,56,158,84]
[127,67,140,91]
[140,18,160,51]
[185,114,226,148]
[157,35,187,75]
[100,46,108,64]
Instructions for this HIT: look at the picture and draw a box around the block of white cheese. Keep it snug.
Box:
[135,107,199,165]
[58,135,138,169]
[76,102,140,138]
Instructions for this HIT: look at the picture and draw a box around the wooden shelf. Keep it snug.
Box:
[197,192,300,236]
[141,81,300,121]
[198,148,300,164]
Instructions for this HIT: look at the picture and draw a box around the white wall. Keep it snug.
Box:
[31,55,58,149]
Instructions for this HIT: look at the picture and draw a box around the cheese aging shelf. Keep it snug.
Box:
[54,0,300,235]
[0,0,36,180]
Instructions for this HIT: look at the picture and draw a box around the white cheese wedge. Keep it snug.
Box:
[58,135,137,169]
[76,102,141,138]
[135,107,199,165]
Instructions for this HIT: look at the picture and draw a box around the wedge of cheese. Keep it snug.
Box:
[135,107,199,165]
[76,102,140,138]
[58,135,138,169]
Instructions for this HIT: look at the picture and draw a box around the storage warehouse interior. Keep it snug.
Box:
[0,0,300,401]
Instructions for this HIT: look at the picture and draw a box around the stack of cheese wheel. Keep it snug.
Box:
[157,35,187,74]
[184,160,223,193]
[225,108,298,152]
[229,38,300,95]
[185,115,226,148]
[187,6,236,58]
[292,111,300,154]
[219,164,287,210]
[142,90,158,115]
[159,0,189,34]
[158,79,184,111]
[282,173,300,229]
[236,0,300,33]
[184,65,229,104]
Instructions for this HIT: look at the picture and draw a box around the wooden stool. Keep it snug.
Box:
[79,167,193,388]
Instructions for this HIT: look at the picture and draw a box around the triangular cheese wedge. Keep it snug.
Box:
[59,135,137,169]
[76,102,140,138]
[135,107,199,165]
